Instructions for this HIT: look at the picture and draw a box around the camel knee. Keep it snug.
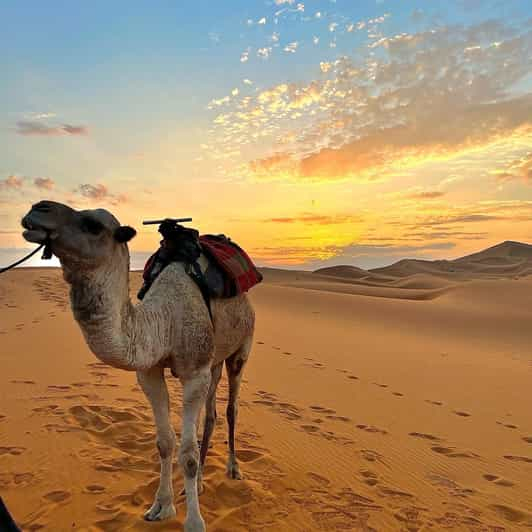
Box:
[179,444,199,478]
[157,430,176,460]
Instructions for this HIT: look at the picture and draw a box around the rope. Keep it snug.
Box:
[0,243,46,274]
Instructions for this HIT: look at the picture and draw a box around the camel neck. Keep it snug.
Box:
[65,252,175,371]
[66,256,134,370]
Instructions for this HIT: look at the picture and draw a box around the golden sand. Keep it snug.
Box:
[1,257,531,530]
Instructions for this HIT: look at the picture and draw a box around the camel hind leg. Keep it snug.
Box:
[198,362,223,489]
[225,335,252,479]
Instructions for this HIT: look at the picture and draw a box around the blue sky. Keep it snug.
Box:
[1,0,531,268]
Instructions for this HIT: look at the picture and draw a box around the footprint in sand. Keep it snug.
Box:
[453,410,471,417]
[356,424,388,435]
[503,455,532,463]
[301,424,321,434]
[236,449,264,463]
[360,469,379,486]
[373,383,388,388]
[431,446,479,459]
[523,437,532,443]
[489,504,531,524]
[310,405,336,415]
[0,472,34,489]
[425,400,443,406]
[256,341,265,345]
[84,484,107,494]
[325,415,351,422]
[360,449,384,463]
[48,385,72,391]
[43,490,71,503]
[306,472,331,487]
[483,474,514,487]
[496,421,518,429]
[409,432,442,441]
[378,486,414,499]
[32,405,61,414]
[11,379,36,385]
[347,375,359,380]
[0,446,25,456]
[392,392,404,397]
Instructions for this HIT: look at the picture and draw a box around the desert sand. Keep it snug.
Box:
[1,241,532,530]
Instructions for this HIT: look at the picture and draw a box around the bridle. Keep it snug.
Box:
[0,238,53,275]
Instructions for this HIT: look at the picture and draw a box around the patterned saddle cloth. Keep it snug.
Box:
[138,231,262,303]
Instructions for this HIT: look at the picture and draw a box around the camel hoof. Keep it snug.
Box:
[226,462,242,480]
[184,515,206,532]
[143,501,176,521]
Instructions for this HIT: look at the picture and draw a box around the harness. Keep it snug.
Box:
[0,238,52,275]
[137,220,214,320]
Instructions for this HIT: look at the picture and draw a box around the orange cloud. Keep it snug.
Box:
[34,177,55,190]
[405,190,446,200]
[250,95,532,181]
[495,152,532,183]
[0,175,24,190]
[265,213,361,224]
[76,184,127,205]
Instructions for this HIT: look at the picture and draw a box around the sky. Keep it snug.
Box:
[1,0,531,270]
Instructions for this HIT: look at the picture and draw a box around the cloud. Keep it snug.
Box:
[494,152,532,183]
[16,121,88,136]
[283,42,299,53]
[208,20,532,182]
[252,240,456,268]
[34,177,55,190]
[76,184,127,205]
[257,47,272,59]
[0,175,24,190]
[264,213,361,224]
[251,94,532,181]
[405,190,446,200]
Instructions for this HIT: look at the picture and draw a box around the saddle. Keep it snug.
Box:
[137,220,263,316]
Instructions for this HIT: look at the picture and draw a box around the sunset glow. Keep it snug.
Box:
[1,0,531,269]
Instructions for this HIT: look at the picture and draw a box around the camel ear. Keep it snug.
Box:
[114,225,137,243]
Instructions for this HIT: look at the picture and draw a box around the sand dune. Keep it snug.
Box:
[1,257,531,530]
[369,240,532,281]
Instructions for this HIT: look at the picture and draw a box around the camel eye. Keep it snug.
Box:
[81,217,104,235]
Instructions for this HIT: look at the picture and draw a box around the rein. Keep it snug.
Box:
[0,240,53,275]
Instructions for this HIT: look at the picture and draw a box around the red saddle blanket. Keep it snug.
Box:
[199,235,263,297]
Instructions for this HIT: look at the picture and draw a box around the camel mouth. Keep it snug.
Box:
[21,218,49,244]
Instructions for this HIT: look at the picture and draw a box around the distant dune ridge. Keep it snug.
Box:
[284,241,532,300]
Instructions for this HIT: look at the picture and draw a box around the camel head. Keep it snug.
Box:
[21,200,136,273]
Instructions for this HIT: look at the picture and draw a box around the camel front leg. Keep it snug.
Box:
[136,367,177,521]
[180,367,211,532]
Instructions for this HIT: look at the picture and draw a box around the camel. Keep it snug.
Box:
[21,200,255,532]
